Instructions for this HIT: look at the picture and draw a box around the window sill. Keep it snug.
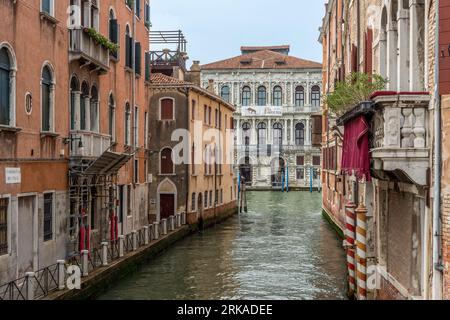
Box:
[159,173,176,177]
[40,11,59,26]
[40,132,59,138]
[0,125,22,133]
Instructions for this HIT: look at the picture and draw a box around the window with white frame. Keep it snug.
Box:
[0,46,15,127]
[41,65,55,132]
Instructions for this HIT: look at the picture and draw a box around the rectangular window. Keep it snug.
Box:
[144,112,148,148]
[192,100,196,120]
[215,190,219,205]
[0,198,8,255]
[134,159,139,184]
[215,109,218,127]
[134,106,139,147]
[220,189,223,204]
[43,194,53,242]
[204,192,208,209]
[296,168,305,180]
[41,0,52,15]
[135,0,141,18]
[313,156,321,166]
[208,107,212,125]
[204,105,207,124]
[209,191,213,207]
[191,193,196,212]
[297,156,305,166]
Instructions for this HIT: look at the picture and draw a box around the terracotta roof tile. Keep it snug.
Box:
[201,50,322,70]
[150,73,192,85]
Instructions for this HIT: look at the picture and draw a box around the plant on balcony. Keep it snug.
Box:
[324,72,388,115]
[83,27,119,53]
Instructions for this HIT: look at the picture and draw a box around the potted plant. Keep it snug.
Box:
[324,72,388,116]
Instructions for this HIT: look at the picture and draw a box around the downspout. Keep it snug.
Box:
[131,2,136,232]
[432,0,443,300]
[185,89,190,227]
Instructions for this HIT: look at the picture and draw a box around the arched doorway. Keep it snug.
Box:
[271,157,285,187]
[157,179,177,220]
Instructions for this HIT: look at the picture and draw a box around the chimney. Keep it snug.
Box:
[186,60,201,85]
[207,79,215,93]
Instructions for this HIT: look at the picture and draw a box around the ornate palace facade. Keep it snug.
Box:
[199,46,323,190]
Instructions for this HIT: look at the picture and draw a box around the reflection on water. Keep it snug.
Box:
[99,192,347,300]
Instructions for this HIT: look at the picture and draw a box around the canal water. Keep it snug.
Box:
[98,192,347,300]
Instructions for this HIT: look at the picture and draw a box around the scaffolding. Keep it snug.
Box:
[149,30,188,72]
[67,151,133,258]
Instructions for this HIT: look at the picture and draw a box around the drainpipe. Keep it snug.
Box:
[432,0,443,300]
[131,2,137,232]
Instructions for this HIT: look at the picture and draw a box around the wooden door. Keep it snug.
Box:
[160,194,175,220]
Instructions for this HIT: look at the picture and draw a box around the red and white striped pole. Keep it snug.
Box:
[355,203,367,300]
[345,202,357,298]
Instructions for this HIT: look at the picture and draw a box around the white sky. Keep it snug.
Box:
[150,0,327,67]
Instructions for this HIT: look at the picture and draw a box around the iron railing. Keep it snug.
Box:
[0,215,186,300]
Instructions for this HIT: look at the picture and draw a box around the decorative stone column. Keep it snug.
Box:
[387,23,398,91]
[409,0,423,91]
[397,9,410,92]
[73,91,81,130]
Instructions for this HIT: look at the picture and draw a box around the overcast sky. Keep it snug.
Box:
[151,0,327,67]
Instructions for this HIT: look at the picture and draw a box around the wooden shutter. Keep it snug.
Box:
[126,35,133,68]
[161,149,174,174]
[160,99,174,120]
[0,68,10,125]
[311,115,323,147]
[0,198,8,255]
[145,52,150,81]
[351,44,358,73]
[365,28,373,76]
[135,42,141,75]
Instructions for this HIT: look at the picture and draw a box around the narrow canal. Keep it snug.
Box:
[98,192,347,300]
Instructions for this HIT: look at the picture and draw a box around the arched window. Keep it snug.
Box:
[90,86,99,132]
[311,86,321,107]
[295,86,305,107]
[125,103,131,145]
[257,86,267,106]
[295,123,305,146]
[80,82,90,131]
[160,98,174,120]
[125,25,133,68]
[90,0,99,30]
[379,7,388,80]
[108,94,116,141]
[273,86,282,106]
[220,85,230,103]
[273,122,283,147]
[109,9,119,59]
[41,65,54,132]
[242,86,251,106]
[242,122,251,146]
[257,122,267,146]
[160,148,174,175]
[0,47,13,126]
[69,76,80,130]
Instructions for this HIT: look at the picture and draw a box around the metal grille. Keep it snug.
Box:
[43,194,53,242]
[0,198,8,255]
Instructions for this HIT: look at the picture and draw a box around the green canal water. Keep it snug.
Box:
[98,192,347,300]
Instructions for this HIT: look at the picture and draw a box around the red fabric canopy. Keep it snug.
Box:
[341,115,371,181]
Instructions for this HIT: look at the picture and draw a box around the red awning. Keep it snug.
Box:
[341,115,371,181]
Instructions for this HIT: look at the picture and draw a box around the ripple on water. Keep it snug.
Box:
[98,192,348,300]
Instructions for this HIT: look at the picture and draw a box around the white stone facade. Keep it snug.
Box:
[200,68,323,190]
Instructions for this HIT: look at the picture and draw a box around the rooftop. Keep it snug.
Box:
[201,49,322,71]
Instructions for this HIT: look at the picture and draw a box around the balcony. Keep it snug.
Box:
[370,92,430,186]
[69,28,110,74]
[239,105,320,117]
[241,106,282,117]
[69,131,112,159]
